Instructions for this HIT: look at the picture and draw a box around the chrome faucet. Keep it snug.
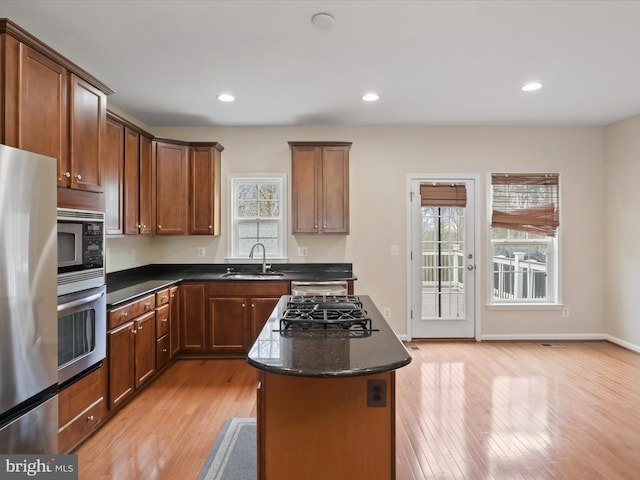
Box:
[249,242,268,273]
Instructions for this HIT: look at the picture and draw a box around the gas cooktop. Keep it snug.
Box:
[278,295,377,333]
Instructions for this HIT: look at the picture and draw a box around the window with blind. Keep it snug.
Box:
[490,173,560,304]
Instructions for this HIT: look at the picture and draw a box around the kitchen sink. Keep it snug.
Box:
[221,271,285,279]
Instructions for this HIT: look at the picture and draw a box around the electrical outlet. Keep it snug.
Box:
[562,307,570,317]
[130,249,136,260]
[367,379,387,407]
[197,247,206,257]
[298,247,308,257]
[383,308,391,318]
[390,245,399,256]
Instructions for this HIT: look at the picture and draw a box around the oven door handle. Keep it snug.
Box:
[57,289,105,313]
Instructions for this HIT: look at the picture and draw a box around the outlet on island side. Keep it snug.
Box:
[197,247,206,257]
[298,247,308,257]
[367,379,387,407]
[383,308,391,318]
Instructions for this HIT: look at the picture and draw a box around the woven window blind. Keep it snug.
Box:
[420,183,467,207]
[491,173,559,237]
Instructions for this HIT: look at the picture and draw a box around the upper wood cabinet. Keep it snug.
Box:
[189,144,222,235]
[68,74,107,192]
[153,139,224,236]
[105,112,154,236]
[154,141,189,235]
[104,116,124,235]
[289,141,351,234]
[1,19,113,211]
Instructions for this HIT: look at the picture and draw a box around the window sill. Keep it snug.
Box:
[485,303,563,311]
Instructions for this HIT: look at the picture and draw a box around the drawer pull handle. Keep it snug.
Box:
[87,415,94,421]
[121,312,128,317]
[138,325,143,331]
[162,348,168,353]
[162,319,168,323]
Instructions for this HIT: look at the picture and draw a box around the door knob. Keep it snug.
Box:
[467,265,475,270]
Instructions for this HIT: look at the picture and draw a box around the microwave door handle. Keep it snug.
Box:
[57,290,105,313]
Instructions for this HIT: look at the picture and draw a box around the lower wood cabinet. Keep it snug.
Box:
[107,293,156,410]
[179,281,289,357]
[169,286,180,357]
[58,363,107,454]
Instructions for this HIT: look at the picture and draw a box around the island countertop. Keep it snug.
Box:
[247,295,412,377]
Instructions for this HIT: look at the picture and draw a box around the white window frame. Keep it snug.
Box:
[227,173,288,262]
[487,174,561,306]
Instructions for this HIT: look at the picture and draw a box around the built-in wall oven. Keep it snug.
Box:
[57,285,106,386]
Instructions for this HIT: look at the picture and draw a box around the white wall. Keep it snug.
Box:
[107,122,607,338]
[605,114,640,348]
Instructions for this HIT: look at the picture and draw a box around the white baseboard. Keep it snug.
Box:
[480,333,607,341]
[401,332,640,354]
[604,334,640,354]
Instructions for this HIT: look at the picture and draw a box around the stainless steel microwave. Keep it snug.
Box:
[57,208,105,295]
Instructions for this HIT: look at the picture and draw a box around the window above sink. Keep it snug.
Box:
[227,173,288,262]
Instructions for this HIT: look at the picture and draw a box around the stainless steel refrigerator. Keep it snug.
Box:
[0,144,58,453]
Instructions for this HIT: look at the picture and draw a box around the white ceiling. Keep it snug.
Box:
[2,0,640,127]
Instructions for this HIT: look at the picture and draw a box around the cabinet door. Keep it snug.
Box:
[155,141,188,235]
[180,283,205,351]
[321,146,350,234]
[123,127,140,235]
[169,286,181,357]
[207,297,248,354]
[134,310,156,388]
[108,321,135,409]
[250,297,280,345]
[69,73,106,192]
[291,146,320,233]
[15,43,69,186]
[104,117,124,235]
[189,146,220,235]
[138,135,153,234]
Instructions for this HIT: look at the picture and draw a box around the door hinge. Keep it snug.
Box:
[410,309,413,319]
[410,191,414,202]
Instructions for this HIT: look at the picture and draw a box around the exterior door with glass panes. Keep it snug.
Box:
[409,177,476,338]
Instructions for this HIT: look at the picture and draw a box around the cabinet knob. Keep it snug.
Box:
[162,319,168,324]
[209,225,212,229]
[132,329,137,335]
[314,224,318,229]
[251,303,255,308]
[158,225,162,229]
[138,325,143,330]
[162,348,168,353]
[137,224,142,229]
[74,173,82,180]
[87,415,94,422]
[323,224,327,229]
[242,303,245,308]
[63,171,71,178]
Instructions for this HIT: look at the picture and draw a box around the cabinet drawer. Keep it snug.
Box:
[156,334,170,370]
[156,288,170,306]
[109,294,156,329]
[58,398,106,454]
[58,365,106,426]
[156,304,169,338]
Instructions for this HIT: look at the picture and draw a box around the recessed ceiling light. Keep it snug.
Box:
[362,93,380,102]
[217,93,235,102]
[311,12,335,29]
[521,82,543,92]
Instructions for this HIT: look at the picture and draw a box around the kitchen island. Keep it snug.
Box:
[247,295,411,480]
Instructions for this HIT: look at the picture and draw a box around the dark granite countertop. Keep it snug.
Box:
[106,263,356,307]
[247,295,412,377]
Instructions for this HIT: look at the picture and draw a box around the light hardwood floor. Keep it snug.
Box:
[75,341,640,479]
